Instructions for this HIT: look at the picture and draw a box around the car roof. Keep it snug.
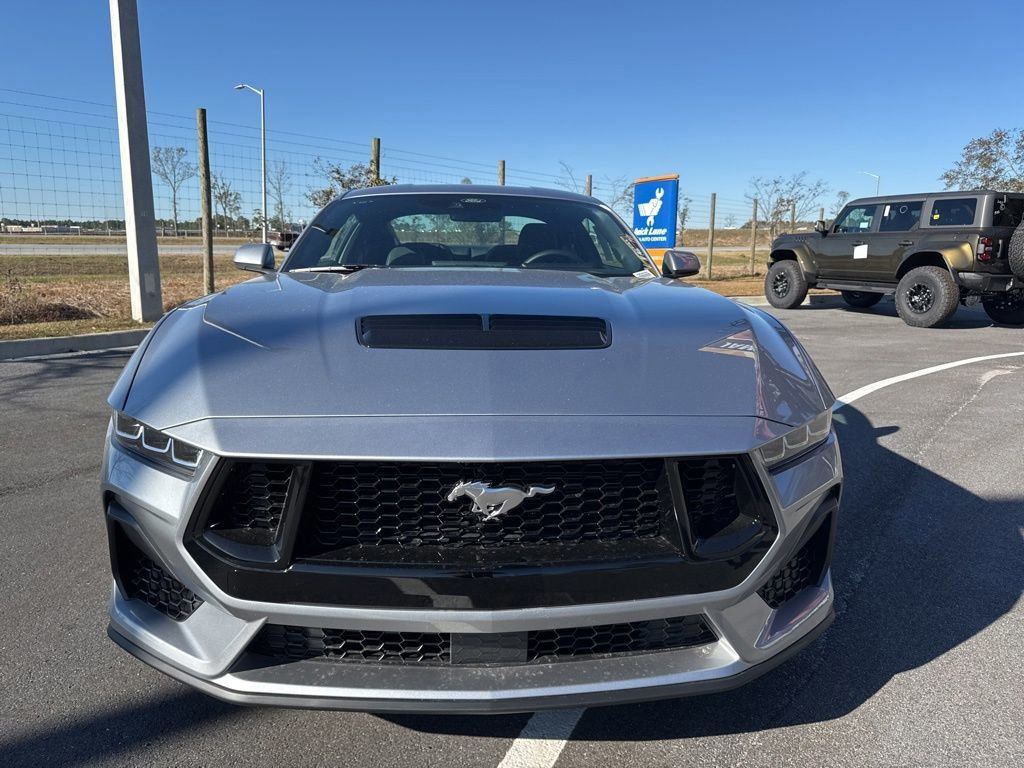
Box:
[341,184,598,203]
[848,189,1023,206]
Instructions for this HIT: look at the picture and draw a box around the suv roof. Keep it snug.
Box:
[847,189,1022,206]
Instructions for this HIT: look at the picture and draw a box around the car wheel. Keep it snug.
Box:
[894,266,960,328]
[764,260,808,309]
[1009,221,1024,279]
[982,290,1024,325]
[840,290,883,309]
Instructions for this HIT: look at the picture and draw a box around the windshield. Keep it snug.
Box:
[282,193,654,277]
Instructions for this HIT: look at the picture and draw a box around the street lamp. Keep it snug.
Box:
[859,171,880,196]
[234,83,267,244]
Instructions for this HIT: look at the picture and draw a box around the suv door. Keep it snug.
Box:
[815,204,879,278]
[869,199,925,280]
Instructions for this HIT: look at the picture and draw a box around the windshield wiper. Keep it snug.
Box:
[290,264,387,273]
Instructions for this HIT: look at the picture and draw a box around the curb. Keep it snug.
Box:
[0,329,149,361]
[731,294,845,308]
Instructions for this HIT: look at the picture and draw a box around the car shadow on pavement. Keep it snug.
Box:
[797,296,995,329]
[389,403,1023,739]
[0,690,243,766]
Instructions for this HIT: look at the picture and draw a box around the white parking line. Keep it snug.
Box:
[832,351,1024,411]
[497,708,585,768]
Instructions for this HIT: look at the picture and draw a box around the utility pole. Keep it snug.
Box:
[196,107,214,295]
[706,192,717,280]
[371,137,381,182]
[109,0,162,321]
[497,159,505,186]
[585,174,593,196]
[749,198,758,275]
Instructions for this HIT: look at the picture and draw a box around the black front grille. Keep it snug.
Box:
[677,457,743,540]
[205,462,292,545]
[250,625,450,664]
[759,513,833,608]
[119,532,203,621]
[248,616,715,666]
[528,616,717,662]
[297,459,669,556]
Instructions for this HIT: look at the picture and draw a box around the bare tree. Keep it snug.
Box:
[267,160,292,230]
[745,173,829,240]
[558,161,583,192]
[307,158,396,208]
[211,174,242,232]
[830,190,850,219]
[723,213,738,229]
[941,128,1024,191]
[151,146,196,236]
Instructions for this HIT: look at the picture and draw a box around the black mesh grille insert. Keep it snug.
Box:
[358,314,610,349]
[528,616,716,662]
[759,514,833,609]
[678,457,743,540]
[206,462,293,545]
[119,533,203,621]
[296,459,668,556]
[248,617,715,666]
[250,625,451,664]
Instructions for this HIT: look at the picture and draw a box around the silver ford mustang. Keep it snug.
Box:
[102,185,841,712]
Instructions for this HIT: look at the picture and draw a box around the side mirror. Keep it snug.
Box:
[234,243,275,273]
[814,220,828,234]
[661,249,702,278]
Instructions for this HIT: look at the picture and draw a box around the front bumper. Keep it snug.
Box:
[102,422,841,713]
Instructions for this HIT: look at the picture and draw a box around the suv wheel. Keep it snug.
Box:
[894,266,960,328]
[840,290,883,309]
[982,290,1024,325]
[764,260,808,309]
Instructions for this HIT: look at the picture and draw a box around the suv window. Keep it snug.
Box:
[929,198,977,226]
[992,196,1024,227]
[833,205,877,234]
[878,201,923,232]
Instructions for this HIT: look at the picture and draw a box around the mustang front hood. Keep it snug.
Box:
[116,269,832,440]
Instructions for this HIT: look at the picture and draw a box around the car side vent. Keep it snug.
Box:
[358,314,610,349]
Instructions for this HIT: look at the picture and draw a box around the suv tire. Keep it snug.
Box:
[1009,222,1024,279]
[765,260,808,309]
[982,290,1024,325]
[894,266,960,328]
[840,290,883,309]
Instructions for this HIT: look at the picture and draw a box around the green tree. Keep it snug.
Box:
[941,128,1024,191]
[307,158,396,208]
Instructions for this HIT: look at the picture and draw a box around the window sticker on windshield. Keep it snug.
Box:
[854,244,868,259]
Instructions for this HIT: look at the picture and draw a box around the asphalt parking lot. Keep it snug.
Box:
[1,295,1022,767]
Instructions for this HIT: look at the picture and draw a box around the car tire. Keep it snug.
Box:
[840,290,883,309]
[764,260,808,309]
[1009,221,1024,279]
[982,290,1024,325]
[894,266,960,328]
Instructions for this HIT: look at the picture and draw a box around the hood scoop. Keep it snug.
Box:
[358,314,610,350]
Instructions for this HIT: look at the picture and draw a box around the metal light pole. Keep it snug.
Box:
[859,171,880,196]
[235,83,267,243]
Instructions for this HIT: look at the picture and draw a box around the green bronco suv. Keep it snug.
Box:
[764,190,1024,327]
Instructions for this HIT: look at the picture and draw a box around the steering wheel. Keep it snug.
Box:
[521,249,583,267]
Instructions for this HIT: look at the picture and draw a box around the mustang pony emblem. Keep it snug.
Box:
[446,481,555,521]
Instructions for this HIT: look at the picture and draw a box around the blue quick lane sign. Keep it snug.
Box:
[632,175,679,249]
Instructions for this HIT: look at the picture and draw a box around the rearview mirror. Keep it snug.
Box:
[814,220,828,234]
[661,249,702,278]
[234,243,275,273]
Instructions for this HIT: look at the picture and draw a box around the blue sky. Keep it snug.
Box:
[2,0,1023,225]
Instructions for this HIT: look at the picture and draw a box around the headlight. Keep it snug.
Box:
[113,412,203,473]
[759,410,832,468]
